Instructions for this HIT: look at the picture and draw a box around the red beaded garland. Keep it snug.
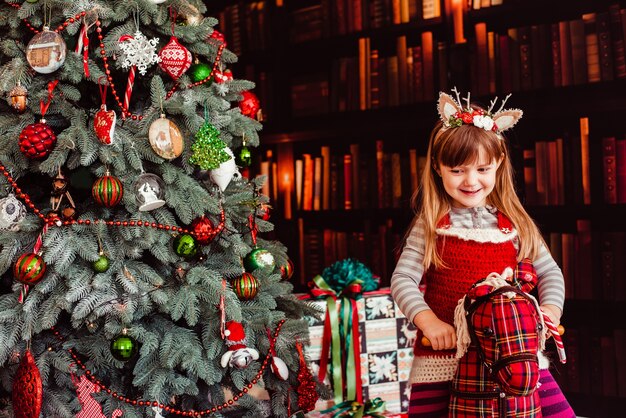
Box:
[50,320,285,416]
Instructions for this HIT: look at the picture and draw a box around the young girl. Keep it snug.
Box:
[390,90,574,417]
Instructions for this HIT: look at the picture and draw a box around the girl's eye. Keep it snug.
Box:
[450,168,462,174]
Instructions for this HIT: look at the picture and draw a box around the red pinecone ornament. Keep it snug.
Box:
[12,350,43,418]
[19,122,57,159]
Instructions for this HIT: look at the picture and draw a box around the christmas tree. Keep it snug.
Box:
[0,1,320,417]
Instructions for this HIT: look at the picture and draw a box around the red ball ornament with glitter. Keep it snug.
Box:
[191,216,218,245]
[12,350,43,418]
[158,36,192,80]
[239,91,261,119]
[18,122,56,159]
[231,272,259,300]
[13,253,46,285]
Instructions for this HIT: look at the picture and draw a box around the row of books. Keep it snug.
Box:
[556,327,626,398]
[290,3,626,116]
[289,0,442,44]
[297,219,402,286]
[472,5,626,96]
[546,225,626,302]
[602,136,626,204]
[261,142,428,214]
[216,1,270,55]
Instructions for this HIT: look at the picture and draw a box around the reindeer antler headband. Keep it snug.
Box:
[437,87,523,137]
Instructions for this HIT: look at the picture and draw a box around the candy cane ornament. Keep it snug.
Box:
[118,34,136,117]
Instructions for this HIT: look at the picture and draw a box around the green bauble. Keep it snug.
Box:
[92,255,110,273]
[173,234,198,259]
[236,146,252,167]
[110,334,138,361]
[243,248,275,271]
[189,63,213,83]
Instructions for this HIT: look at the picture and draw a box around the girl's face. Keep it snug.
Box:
[436,147,502,208]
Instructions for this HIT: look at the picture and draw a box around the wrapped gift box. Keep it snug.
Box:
[301,289,417,414]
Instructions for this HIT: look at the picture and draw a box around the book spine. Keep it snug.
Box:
[616,137,626,203]
[376,140,385,209]
[343,154,353,210]
[602,136,617,204]
[597,11,615,82]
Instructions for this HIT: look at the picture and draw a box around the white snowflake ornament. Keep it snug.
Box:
[118,31,160,75]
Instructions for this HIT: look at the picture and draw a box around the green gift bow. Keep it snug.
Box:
[309,274,364,404]
[321,397,387,418]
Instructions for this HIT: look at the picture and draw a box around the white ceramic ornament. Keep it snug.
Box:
[150,0,167,3]
[209,147,241,191]
[0,194,26,231]
[133,173,166,211]
[26,28,67,74]
[148,115,184,159]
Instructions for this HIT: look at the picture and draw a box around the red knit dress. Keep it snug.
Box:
[411,211,518,382]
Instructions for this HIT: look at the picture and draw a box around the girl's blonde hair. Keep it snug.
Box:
[410,116,544,270]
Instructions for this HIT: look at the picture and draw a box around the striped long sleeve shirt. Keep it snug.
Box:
[390,206,566,325]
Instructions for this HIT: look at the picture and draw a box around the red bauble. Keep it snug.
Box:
[280,258,295,280]
[12,350,43,418]
[158,36,192,80]
[239,91,261,119]
[208,29,227,47]
[13,253,46,285]
[19,122,56,159]
[258,203,271,221]
[191,216,219,245]
[231,272,259,300]
[92,173,124,207]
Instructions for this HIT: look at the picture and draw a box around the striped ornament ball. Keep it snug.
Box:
[92,173,123,207]
[231,272,259,300]
[13,252,46,285]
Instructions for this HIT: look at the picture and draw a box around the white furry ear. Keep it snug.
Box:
[492,109,523,133]
[438,92,462,124]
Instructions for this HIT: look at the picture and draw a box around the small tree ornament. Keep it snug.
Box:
[8,81,28,113]
[0,193,26,231]
[189,122,230,170]
[12,350,43,418]
[231,272,259,300]
[92,252,110,273]
[94,78,116,145]
[26,27,67,74]
[220,321,259,369]
[110,329,138,361]
[50,169,77,221]
[19,80,59,159]
[133,172,166,211]
[189,62,213,84]
[173,233,197,259]
[149,114,184,160]
[13,253,46,285]
[209,147,240,192]
[243,248,275,272]
[92,170,123,208]
[239,91,261,119]
[158,38,192,80]
[191,208,225,245]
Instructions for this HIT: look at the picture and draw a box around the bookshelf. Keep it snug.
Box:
[207,0,626,415]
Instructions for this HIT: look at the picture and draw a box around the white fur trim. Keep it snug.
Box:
[409,355,458,384]
[436,226,517,243]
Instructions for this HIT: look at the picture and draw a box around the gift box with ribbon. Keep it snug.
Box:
[300,259,417,414]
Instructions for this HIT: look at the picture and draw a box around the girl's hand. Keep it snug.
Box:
[413,310,457,350]
[540,304,562,328]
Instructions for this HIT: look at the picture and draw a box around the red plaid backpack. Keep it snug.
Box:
[449,261,547,417]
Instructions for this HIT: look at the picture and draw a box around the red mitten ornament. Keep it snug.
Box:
[12,350,43,418]
[94,106,116,145]
[214,69,233,84]
[158,36,192,80]
[19,121,56,159]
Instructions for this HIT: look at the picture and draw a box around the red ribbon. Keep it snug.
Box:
[39,80,59,118]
